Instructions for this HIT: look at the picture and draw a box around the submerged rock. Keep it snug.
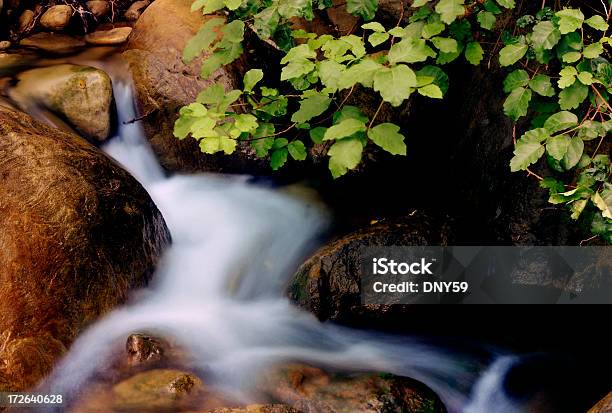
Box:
[39,5,72,31]
[86,0,110,18]
[10,63,113,142]
[85,27,132,45]
[261,364,446,413]
[0,107,170,391]
[122,0,262,173]
[19,33,86,54]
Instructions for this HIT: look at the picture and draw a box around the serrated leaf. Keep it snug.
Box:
[323,118,367,140]
[388,37,436,64]
[464,42,483,65]
[417,65,449,95]
[555,8,584,34]
[291,92,331,123]
[577,71,593,85]
[368,32,390,47]
[561,135,584,169]
[243,69,264,92]
[310,127,327,144]
[367,123,406,155]
[547,135,571,160]
[510,132,545,171]
[583,42,603,59]
[531,21,561,50]
[328,138,363,178]
[529,74,555,97]
[432,37,458,53]
[422,21,445,39]
[499,41,528,66]
[418,84,443,98]
[503,70,529,93]
[435,0,465,24]
[477,11,496,30]
[224,0,241,10]
[503,87,532,121]
[373,64,417,106]
[562,52,582,63]
[337,58,383,90]
[585,15,609,32]
[543,111,578,133]
[270,148,288,170]
[287,140,307,160]
[233,114,258,132]
[495,0,514,8]
[362,22,386,32]
[559,81,588,110]
[183,18,225,63]
[346,0,378,21]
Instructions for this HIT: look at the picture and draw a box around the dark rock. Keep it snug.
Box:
[126,333,167,366]
[0,107,170,391]
[19,33,86,54]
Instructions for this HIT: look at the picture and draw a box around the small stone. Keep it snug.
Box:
[124,0,150,21]
[18,9,35,32]
[85,27,132,45]
[126,333,166,366]
[0,41,10,51]
[40,5,73,31]
[19,33,85,54]
[86,0,110,18]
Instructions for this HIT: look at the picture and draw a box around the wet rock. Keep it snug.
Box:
[0,41,10,50]
[40,5,72,31]
[10,63,113,141]
[18,9,35,32]
[124,0,149,21]
[261,364,446,413]
[86,0,110,18]
[85,27,132,45]
[288,214,444,327]
[126,333,166,366]
[0,52,36,76]
[206,406,301,413]
[122,0,260,173]
[588,391,612,413]
[0,107,170,391]
[19,33,86,54]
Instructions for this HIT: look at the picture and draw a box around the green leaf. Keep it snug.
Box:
[529,74,555,97]
[270,148,288,170]
[546,135,571,160]
[583,42,603,59]
[417,66,449,95]
[287,140,307,160]
[222,20,245,43]
[558,81,588,110]
[521,128,550,143]
[291,92,332,123]
[577,71,593,85]
[224,0,242,10]
[253,7,280,38]
[388,38,436,64]
[558,66,578,88]
[323,118,367,140]
[499,40,528,66]
[562,52,582,63]
[368,32,390,47]
[432,37,458,53]
[281,44,316,64]
[531,21,561,50]
[310,127,327,144]
[495,0,514,8]
[592,192,612,219]
[251,123,275,157]
[435,0,465,24]
[570,199,588,220]
[346,0,378,21]
[418,84,443,98]
[543,111,578,133]
[243,69,264,92]
[183,18,225,63]
[337,58,383,90]
[510,132,545,171]
[464,42,484,65]
[201,0,224,14]
[328,138,363,178]
[503,87,532,121]
[585,15,609,32]
[561,135,584,169]
[362,22,385,32]
[555,8,584,34]
[503,70,529,93]
[233,114,258,132]
[477,11,496,30]
[422,21,445,39]
[367,123,406,155]
[373,64,418,106]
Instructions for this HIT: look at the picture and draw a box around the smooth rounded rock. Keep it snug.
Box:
[19,33,85,54]
[85,27,132,45]
[40,5,73,31]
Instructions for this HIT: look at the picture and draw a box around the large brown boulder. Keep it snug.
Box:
[588,391,612,413]
[0,107,170,391]
[121,0,262,174]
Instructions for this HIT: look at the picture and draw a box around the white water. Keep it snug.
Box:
[40,81,519,413]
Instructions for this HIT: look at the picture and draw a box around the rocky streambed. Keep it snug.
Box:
[1,0,611,412]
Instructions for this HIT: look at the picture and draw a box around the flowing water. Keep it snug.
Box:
[3,65,526,412]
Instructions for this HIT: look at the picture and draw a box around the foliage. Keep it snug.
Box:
[176,0,611,243]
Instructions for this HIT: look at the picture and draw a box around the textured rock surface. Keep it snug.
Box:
[0,107,170,391]
[10,64,113,141]
[85,27,132,45]
[588,391,612,413]
[39,5,72,31]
